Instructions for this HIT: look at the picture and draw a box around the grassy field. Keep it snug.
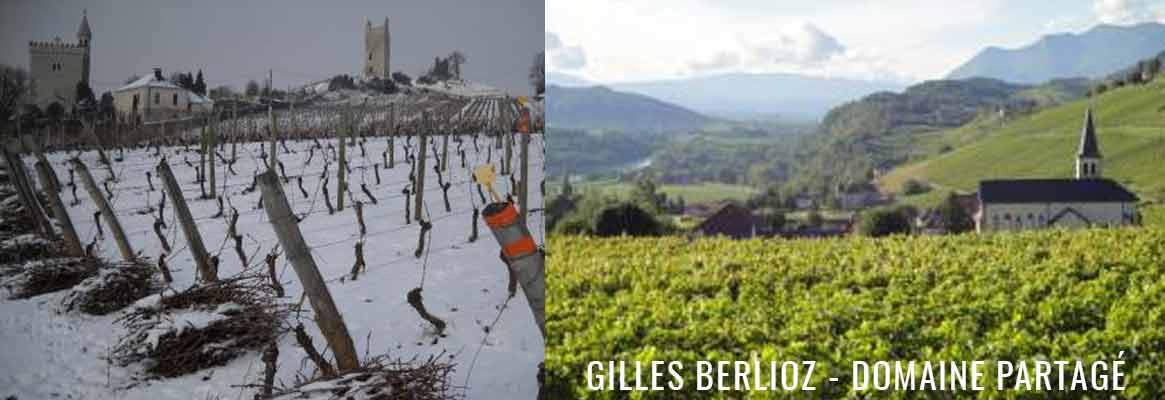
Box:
[880,79,1165,202]
[1144,203,1165,228]
[546,228,1165,398]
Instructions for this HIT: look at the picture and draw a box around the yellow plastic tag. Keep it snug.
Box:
[474,164,497,187]
[474,164,501,202]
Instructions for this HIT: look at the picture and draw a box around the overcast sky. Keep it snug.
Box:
[0,0,544,95]
[547,0,1165,84]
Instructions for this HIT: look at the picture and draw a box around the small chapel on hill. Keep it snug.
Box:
[975,108,1139,232]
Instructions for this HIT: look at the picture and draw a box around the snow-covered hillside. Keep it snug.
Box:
[0,132,545,399]
[414,80,505,98]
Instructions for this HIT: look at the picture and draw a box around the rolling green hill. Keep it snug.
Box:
[782,78,1089,197]
[881,78,1165,202]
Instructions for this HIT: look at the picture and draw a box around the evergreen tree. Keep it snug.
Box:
[194,70,207,96]
[448,51,466,79]
[74,81,96,105]
[245,80,260,97]
[99,91,115,119]
[856,206,911,237]
[937,193,975,234]
[529,52,545,95]
[594,203,660,237]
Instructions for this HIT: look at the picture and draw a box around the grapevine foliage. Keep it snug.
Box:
[546,229,1165,399]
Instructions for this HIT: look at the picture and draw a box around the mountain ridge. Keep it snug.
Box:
[608,72,903,122]
[947,22,1165,83]
[544,84,715,132]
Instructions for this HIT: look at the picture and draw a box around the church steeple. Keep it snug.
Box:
[1076,107,1101,179]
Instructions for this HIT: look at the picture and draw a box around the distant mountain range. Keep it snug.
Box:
[608,73,903,122]
[947,22,1165,84]
[544,84,715,132]
[547,71,902,122]
[546,71,595,87]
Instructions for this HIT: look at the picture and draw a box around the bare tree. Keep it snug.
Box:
[529,52,545,95]
[448,51,466,79]
[0,65,29,127]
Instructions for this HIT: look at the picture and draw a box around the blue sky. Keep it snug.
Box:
[546,0,1165,84]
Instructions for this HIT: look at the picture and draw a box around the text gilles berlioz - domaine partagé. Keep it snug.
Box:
[584,356,1129,393]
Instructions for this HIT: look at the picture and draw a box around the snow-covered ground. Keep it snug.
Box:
[414,80,505,98]
[0,131,545,399]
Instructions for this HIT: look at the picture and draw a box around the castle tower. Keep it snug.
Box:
[363,17,391,80]
[28,10,92,109]
[1075,107,1101,179]
[77,9,92,85]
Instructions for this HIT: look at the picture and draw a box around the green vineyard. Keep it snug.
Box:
[545,229,1165,398]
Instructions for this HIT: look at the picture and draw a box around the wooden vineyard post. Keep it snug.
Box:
[504,117,513,176]
[156,160,217,282]
[414,111,428,220]
[257,170,360,372]
[231,102,239,161]
[482,201,546,337]
[289,96,296,137]
[3,148,54,239]
[34,160,83,256]
[71,158,135,261]
[519,131,530,220]
[209,115,217,199]
[199,124,207,185]
[388,104,395,168]
[337,109,347,211]
[441,130,449,172]
[268,105,278,168]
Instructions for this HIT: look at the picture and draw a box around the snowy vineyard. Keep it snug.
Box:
[0,113,546,399]
[36,91,538,155]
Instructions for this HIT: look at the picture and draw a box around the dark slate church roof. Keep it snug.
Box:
[691,203,757,239]
[1079,107,1101,158]
[979,179,1137,203]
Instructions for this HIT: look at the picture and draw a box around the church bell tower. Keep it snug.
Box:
[1075,107,1101,179]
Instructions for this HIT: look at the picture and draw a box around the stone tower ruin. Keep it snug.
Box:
[364,17,391,80]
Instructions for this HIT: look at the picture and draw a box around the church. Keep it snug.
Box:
[975,108,1139,232]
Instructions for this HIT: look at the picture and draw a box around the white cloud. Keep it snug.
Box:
[688,51,741,72]
[545,31,587,71]
[748,23,846,65]
[545,32,563,50]
[1093,0,1158,24]
[552,46,588,70]
[546,0,1016,83]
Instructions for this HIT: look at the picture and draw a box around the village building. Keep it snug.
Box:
[690,203,761,239]
[28,10,92,111]
[838,182,891,210]
[975,108,1138,232]
[112,68,214,122]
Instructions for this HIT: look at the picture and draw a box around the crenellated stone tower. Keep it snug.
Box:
[364,17,391,80]
[29,10,92,110]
